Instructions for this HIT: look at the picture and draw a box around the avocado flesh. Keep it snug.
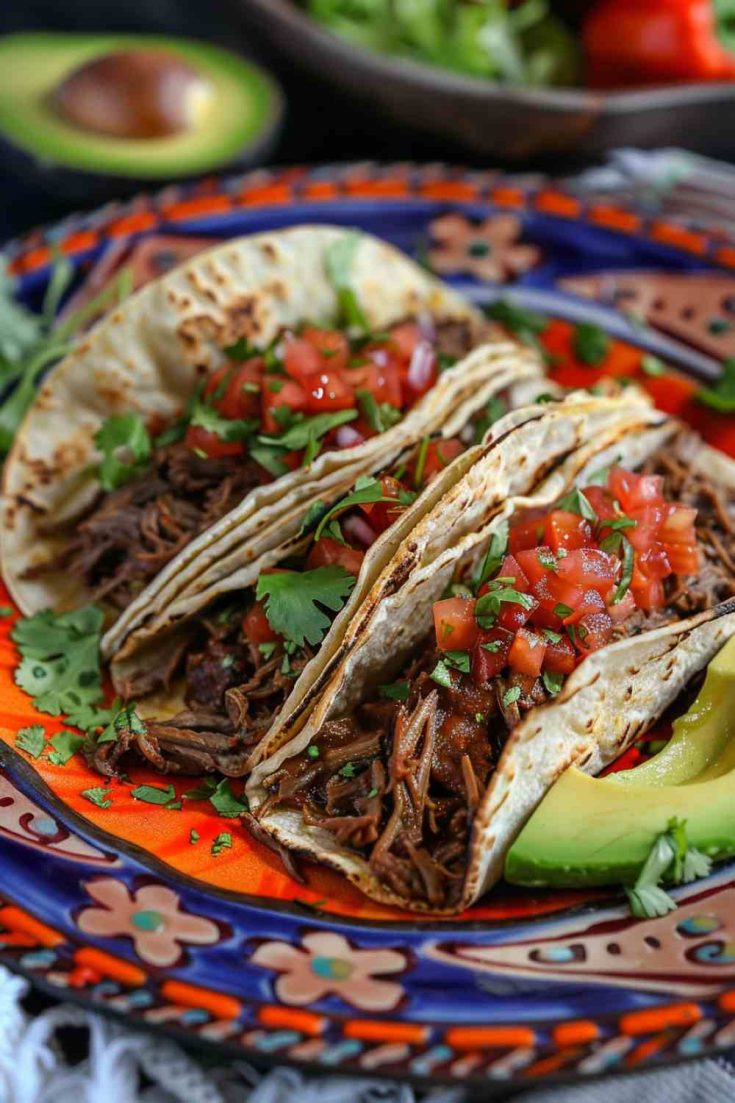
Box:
[505,636,735,887]
[0,34,279,178]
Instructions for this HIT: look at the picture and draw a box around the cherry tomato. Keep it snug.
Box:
[433,597,479,652]
[508,627,547,677]
[242,600,280,646]
[184,424,242,459]
[301,326,350,373]
[306,537,365,577]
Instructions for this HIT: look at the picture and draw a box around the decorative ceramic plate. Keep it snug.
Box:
[2,164,735,1094]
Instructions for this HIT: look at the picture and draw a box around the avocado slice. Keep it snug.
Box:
[505,636,735,887]
[0,33,282,181]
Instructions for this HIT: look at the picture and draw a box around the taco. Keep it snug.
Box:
[2,225,536,646]
[93,374,565,781]
[246,397,735,913]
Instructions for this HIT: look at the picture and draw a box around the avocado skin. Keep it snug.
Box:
[505,636,735,888]
[0,33,283,205]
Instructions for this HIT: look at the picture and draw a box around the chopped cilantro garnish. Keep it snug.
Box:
[486,300,548,347]
[537,548,557,571]
[475,712,485,723]
[97,701,146,744]
[313,475,396,542]
[472,520,509,592]
[612,536,634,604]
[503,685,522,706]
[258,408,357,453]
[325,232,369,331]
[557,486,597,522]
[339,762,357,778]
[473,395,507,443]
[475,582,534,628]
[357,390,402,433]
[183,777,218,801]
[307,744,320,758]
[542,670,564,696]
[641,354,666,377]
[258,641,279,660]
[15,724,45,758]
[572,322,609,366]
[696,358,735,412]
[481,640,501,653]
[249,444,291,477]
[0,605,13,617]
[430,659,453,688]
[189,398,258,444]
[82,786,113,809]
[12,606,104,728]
[211,832,232,857]
[444,650,471,673]
[554,602,573,619]
[209,778,248,818]
[131,783,176,805]
[267,377,285,394]
[367,786,379,798]
[541,628,562,643]
[95,413,152,491]
[189,829,200,844]
[256,565,355,648]
[378,681,410,701]
[48,729,85,766]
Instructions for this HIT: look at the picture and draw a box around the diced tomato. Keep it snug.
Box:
[508,627,547,677]
[631,574,666,612]
[471,627,513,684]
[433,597,479,651]
[283,335,324,382]
[581,485,618,524]
[306,537,365,577]
[556,547,619,598]
[564,588,606,622]
[497,594,538,632]
[261,376,308,433]
[388,321,423,362]
[575,609,614,653]
[213,360,264,421]
[660,505,698,544]
[301,326,349,373]
[509,513,547,554]
[662,541,701,575]
[183,424,243,459]
[532,573,584,618]
[545,509,593,553]
[638,543,672,580]
[497,554,530,591]
[626,505,666,553]
[515,546,556,589]
[609,466,664,513]
[543,634,576,674]
[607,590,637,623]
[415,438,465,484]
[360,475,406,534]
[343,356,403,408]
[242,600,280,645]
[304,370,355,413]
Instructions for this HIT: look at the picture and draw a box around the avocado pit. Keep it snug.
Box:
[52,49,212,140]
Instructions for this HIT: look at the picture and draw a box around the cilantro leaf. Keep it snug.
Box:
[357,390,402,433]
[625,817,712,919]
[503,685,522,706]
[612,536,634,603]
[542,670,563,696]
[97,701,145,744]
[15,725,45,758]
[486,299,548,347]
[556,486,597,521]
[209,778,248,818]
[131,783,176,805]
[696,358,735,412]
[189,399,258,443]
[378,681,410,701]
[314,474,397,541]
[430,659,453,688]
[444,650,471,673]
[641,355,666,378]
[82,786,113,809]
[12,606,104,722]
[258,408,357,452]
[211,831,233,856]
[256,565,355,648]
[572,322,609,366]
[248,443,291,477]
[325,232,369,331]
[475,582,534,628]
[48,730,85,766]
[95,413,151,491]
[473,519,509,593]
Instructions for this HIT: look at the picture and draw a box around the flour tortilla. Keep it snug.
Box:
[247,399,735,913]
[1,225,501,623]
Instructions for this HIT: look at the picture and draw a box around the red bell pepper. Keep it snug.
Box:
[584,0,735,88]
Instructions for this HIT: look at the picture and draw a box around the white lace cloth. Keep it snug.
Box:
[1,967,734,1103]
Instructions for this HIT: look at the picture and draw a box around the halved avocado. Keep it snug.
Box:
[505,636,735,887]
[0,33,282,199]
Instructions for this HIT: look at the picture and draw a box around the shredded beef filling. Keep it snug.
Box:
[94,606,313,777]
[32,444,267,611]
[263,429,735,908]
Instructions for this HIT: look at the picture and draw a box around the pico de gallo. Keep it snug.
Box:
[95,434,469,779]
[36,314,484,614]
[259,428,735,908]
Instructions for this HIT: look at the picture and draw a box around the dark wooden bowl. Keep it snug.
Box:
[236,0,735,162]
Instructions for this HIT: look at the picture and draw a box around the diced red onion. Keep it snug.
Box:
[336,425,365,449]
[407,340,435,393]
[417,310,436,344]
[342,514,377,548]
